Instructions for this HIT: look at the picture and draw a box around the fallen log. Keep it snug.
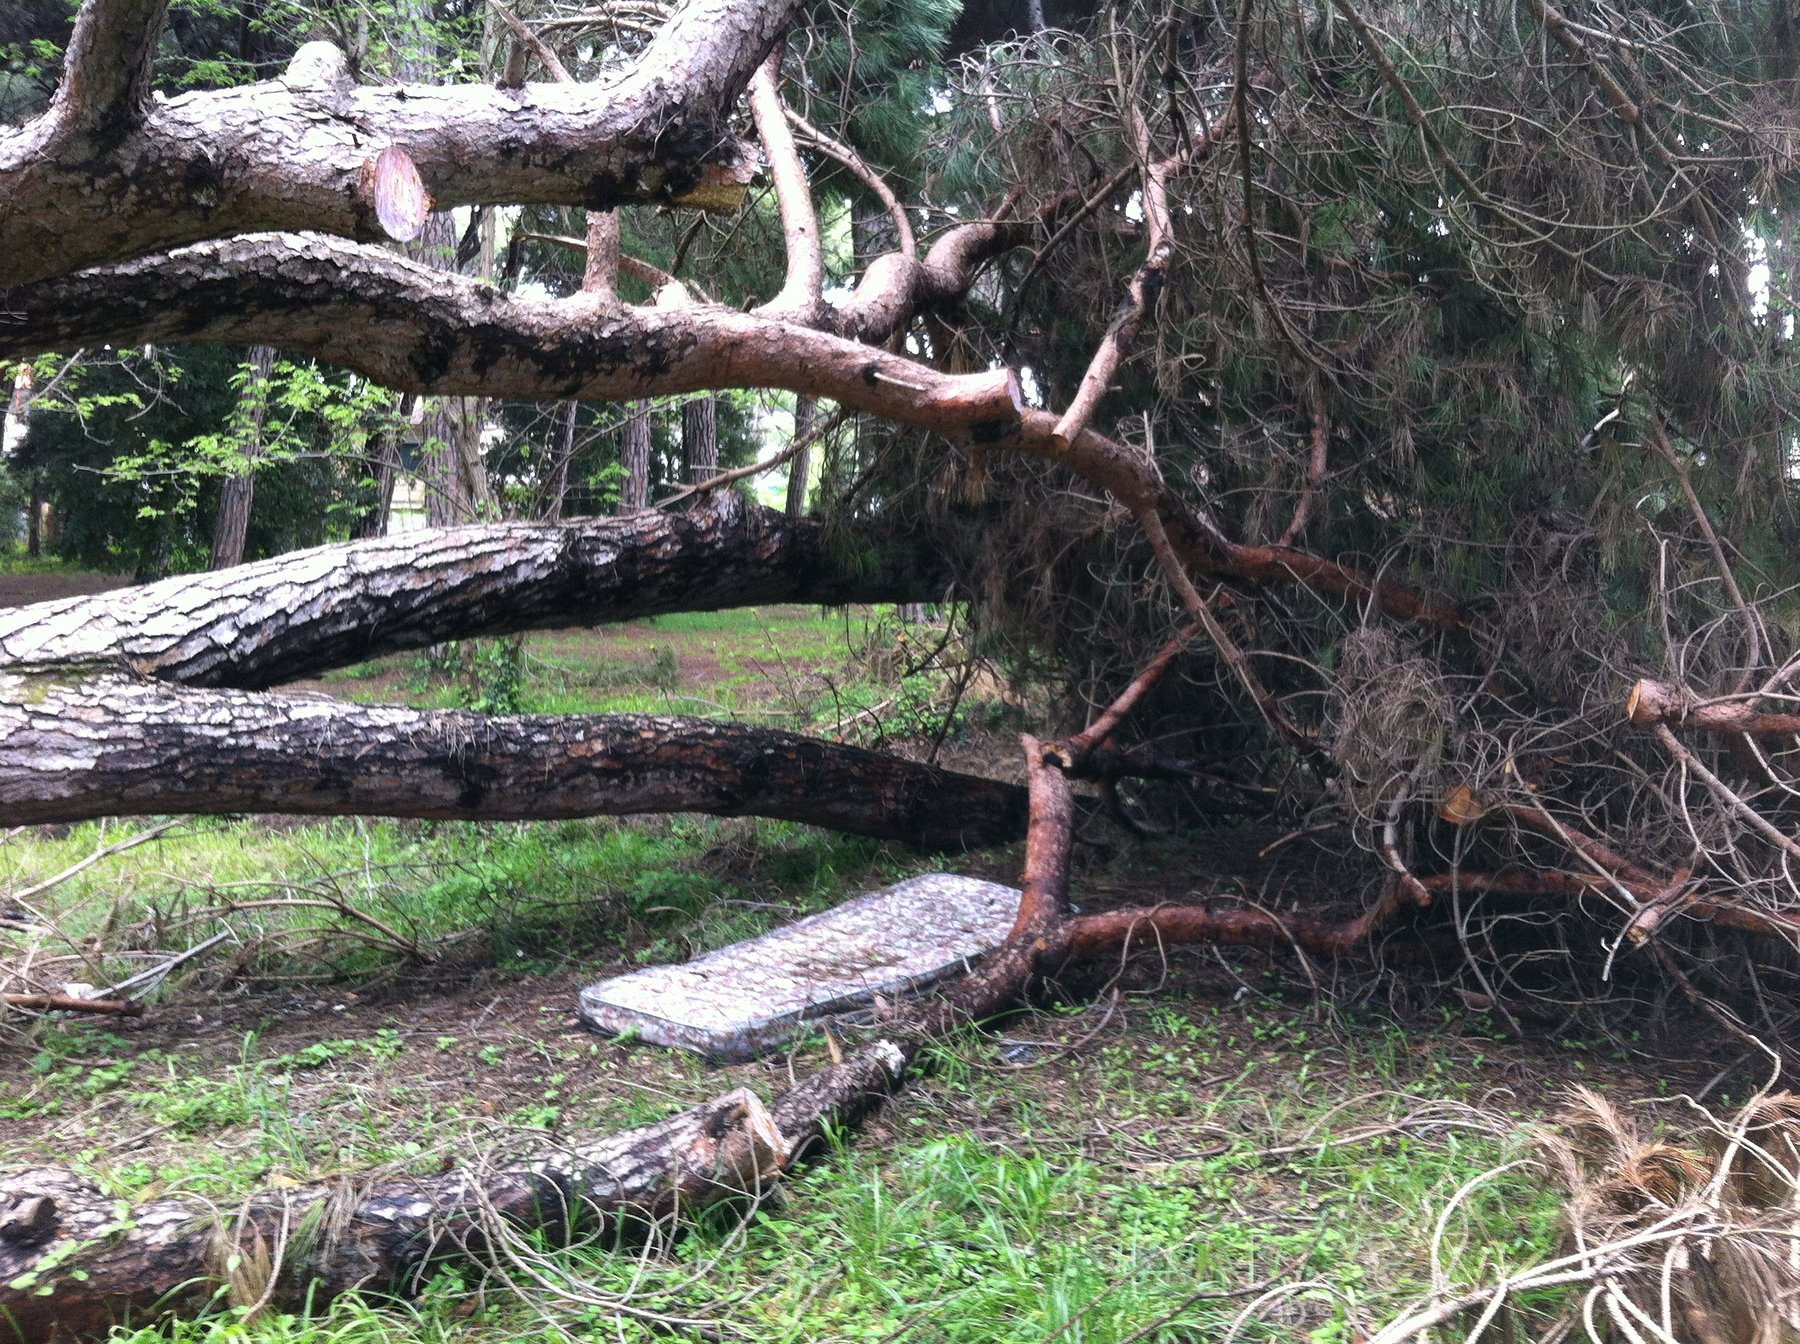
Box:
[0,683,1029,848]
[0,1045,907,1342]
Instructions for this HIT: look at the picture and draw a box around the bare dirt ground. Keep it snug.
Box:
[0,570,130,608]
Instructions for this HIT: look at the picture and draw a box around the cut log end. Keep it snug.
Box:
[1438,784,1487,826]
[670,162,754,215]
[360,147,431,243]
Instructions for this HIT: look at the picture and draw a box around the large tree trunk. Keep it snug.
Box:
[0,497,939,688]
[682,394,718,483]
[0,685,1026,842]
[786,394,815,520]
[0,1048,905,1344]
[208,344,276,569]
[620,399,651,511]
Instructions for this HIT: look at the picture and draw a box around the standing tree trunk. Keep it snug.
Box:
[209,344,276,570]
[620,400,651,511]
[547,400,578,522]
[682,394,718,484]
[2,362,30,456]
[24,471,43,558]
[786,394,815,519]
[351,395,406,540]
[451,393,492,518]
[398,5,480,532]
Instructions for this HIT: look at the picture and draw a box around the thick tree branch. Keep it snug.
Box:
[0,0,797,285]
[0,235,1022,431]
[42,0,169,146]
[0,1056,910,1343]
[1,235,1458,635]
[1628,679,1800,737]
[749,50,826,323]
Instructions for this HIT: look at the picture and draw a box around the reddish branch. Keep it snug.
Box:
[1277,395,1330,548]
[1438,786,1800,945]
[1439,785,1663,891]
[1627,679,1800,738]
[1062,624,1198,765]
[1063,891,1412,960]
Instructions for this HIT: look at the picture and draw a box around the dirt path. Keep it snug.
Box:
[0,571,131,608]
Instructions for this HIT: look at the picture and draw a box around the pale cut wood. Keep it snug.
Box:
[364,147,430,243]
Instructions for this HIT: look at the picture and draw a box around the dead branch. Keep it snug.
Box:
[0,993,143,1016]
[0,1053,911,1342]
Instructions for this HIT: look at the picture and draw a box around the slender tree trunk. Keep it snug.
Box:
[351,395,406,540]
[786,394,815,519]
[620,400,651,511]
[2,362,30,456]
[209,344,276,570]
[451,393,492,518]
[682,394,718,483]
[24,472,42,558]
[547,400,577,522]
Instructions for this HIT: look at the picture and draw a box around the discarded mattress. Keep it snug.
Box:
[578,873,1021,1061]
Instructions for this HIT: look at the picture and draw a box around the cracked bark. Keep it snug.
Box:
[0,499,934,688]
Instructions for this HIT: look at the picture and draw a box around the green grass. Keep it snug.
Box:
[309,605,970,742]
[57,1007,1567,1344]
[0,549,96,576]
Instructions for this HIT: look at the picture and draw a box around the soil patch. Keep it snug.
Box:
[0,571,130,609]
